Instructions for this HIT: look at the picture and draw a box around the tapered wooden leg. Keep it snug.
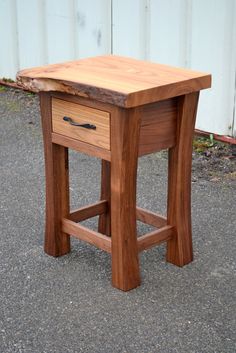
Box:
[166,92,199,266]
[40,93,70,256]
[110,107,141,291]
[98,160,111,235]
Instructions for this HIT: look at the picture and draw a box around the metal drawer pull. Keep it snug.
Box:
[63,116,96,130]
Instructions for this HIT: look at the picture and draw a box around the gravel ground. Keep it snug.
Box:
[0,87,236,353]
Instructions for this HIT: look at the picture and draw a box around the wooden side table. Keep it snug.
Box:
[17,56,211,291]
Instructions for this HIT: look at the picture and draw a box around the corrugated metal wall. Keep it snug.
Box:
[0,0,235,136]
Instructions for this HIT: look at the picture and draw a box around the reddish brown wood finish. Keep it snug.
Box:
[17,55,211,108]
[40,92,70,256]
[166,92,199,266]
[69,200,108,222]
[136,207,167,228]
[18,56,211,291]
[62,219,111,253]
[138,226,174,252]
[50,92,113,161]
[110,107,141,291]
[52,97,111,150]
[139,98,177,155]
[98,160,111,235]
[52,132,111,161]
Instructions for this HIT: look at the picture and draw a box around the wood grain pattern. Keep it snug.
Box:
[62,218,111,253]
[138,226,174,252]
[110,106,141,291]
[33,57,207,289]
[69,200,108,223]
[40,92,70,256]
[52,98,110,150]
[166,92,199,266]
[98,160,111,235]
[51,91,115,113]
[136,207,167,228]
[52,132,111,161]
[17,55,211,108]
[139,98,177,155]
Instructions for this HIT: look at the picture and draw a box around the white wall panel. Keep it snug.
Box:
[45,0,77,63]
[75,0,111,58]
[0,0,235,136]
[0,0,19,78]
[16,0,46,69]
[191,0,236,136]
[112,0,149,59]
[149,0,190,67]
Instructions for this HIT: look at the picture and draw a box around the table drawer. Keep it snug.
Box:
[52,98,110,150]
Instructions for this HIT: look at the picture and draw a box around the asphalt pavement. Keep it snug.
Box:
[0,88,235,353]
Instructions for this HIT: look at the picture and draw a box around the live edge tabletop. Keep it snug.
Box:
[17,55,211,107]
[17,55,211,291]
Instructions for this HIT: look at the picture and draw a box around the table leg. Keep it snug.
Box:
[40,93,70,256]
[166,92,199,266]
[98,160,111,236]
[110,107,141,291]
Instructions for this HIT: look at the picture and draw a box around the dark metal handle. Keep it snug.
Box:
[63,116,96,130]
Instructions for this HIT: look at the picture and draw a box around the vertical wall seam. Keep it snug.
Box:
[232,0,236,136]
[111,0,113,54]
[41,0,48,64]
[182,0,192,68]
[232,70,236,136]
[72,0,78,59]
[185,0,192,68]
[144,0,150,60]
[13,0,20,72]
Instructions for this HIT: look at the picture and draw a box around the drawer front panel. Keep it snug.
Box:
[52,98,110,150]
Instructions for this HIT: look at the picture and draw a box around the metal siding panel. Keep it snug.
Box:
[233,72,236,136]
[149,0,187,67]
[75,0,111,58]
[45,0,76,63]
[0,0,19,79]
[0,0,235,137]
[16,0,47,69]
[231,0,236,137]
[112,0,149,59]
[191,0,236,135]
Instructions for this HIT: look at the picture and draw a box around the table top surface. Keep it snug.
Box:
[17,55,211,108]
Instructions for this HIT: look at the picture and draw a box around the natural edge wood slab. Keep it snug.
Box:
[17,55,211,108]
